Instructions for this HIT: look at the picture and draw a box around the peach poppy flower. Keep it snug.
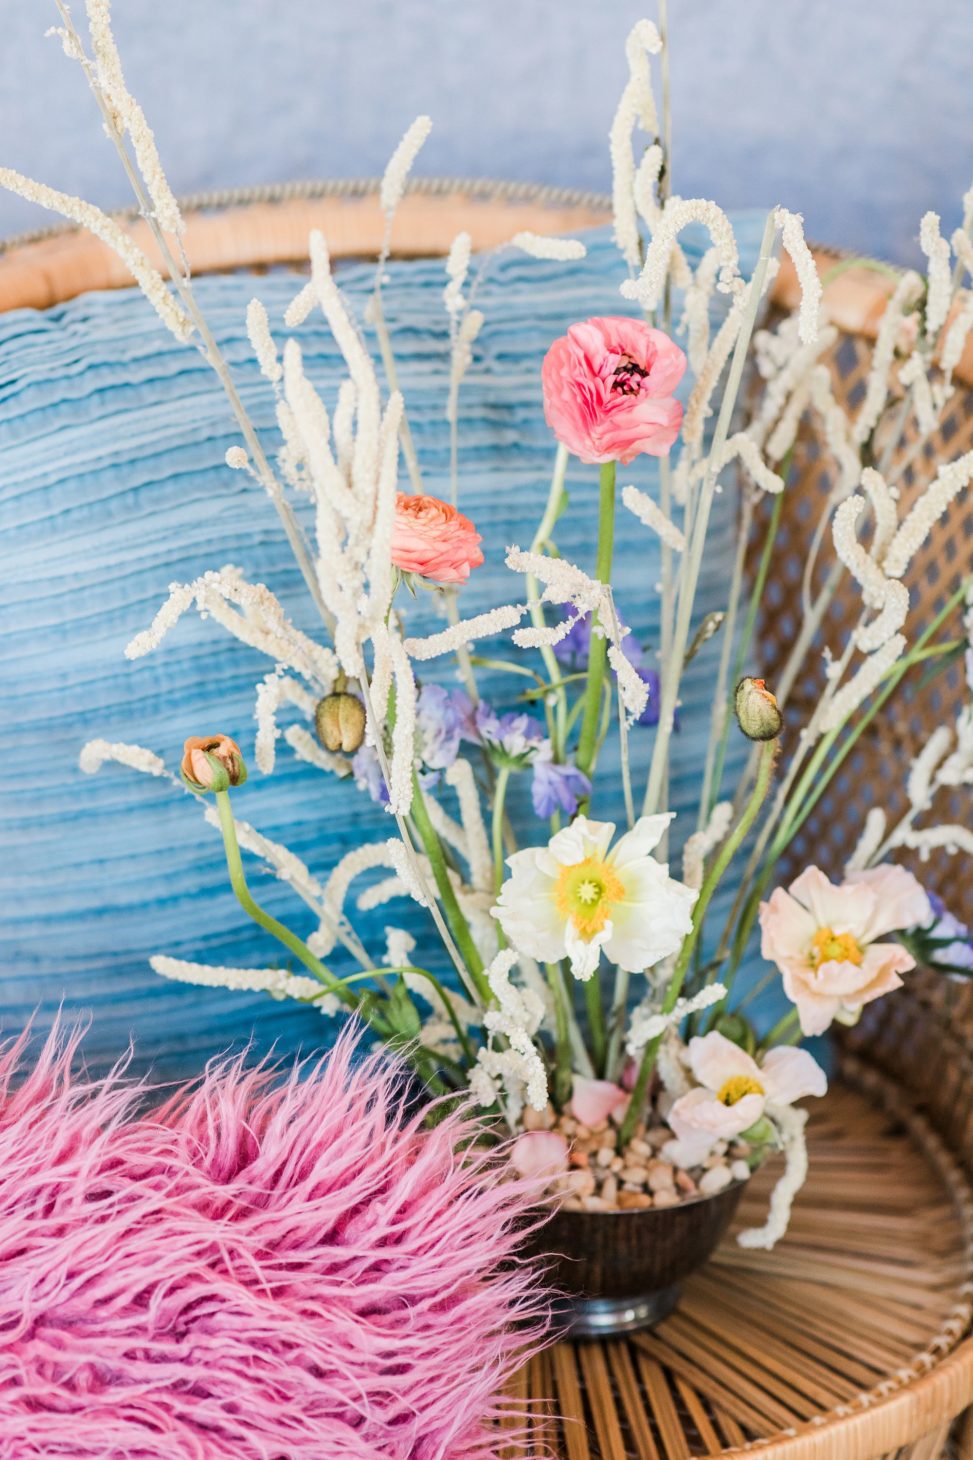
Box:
[760,865,930,1037]
[665,1031,826,1167]
[390,491,484,584]
[541,316,686,465]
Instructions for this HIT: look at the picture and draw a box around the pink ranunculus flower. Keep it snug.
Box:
[760,864,930,1037]
[664,1032,827,1168]
[541,315,687,465]
[390,491,484,584]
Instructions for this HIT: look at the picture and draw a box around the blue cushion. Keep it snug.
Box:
[0,218,766,1077]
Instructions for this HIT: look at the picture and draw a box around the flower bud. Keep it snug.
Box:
[710,1011,757,1055]
[180,734,247,794]
[315,691,366,754]
[734,677,782,741]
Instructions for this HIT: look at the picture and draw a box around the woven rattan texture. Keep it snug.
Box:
[757,320,973,922]
[502,1063,973,1459]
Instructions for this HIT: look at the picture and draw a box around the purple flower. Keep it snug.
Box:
[634,665,661,727]
[530,748,591,818]
[553,613,595,671]
[922,893,973,972]
[416,684,471,772]
[552,611,663,728]
[472,703,546,765]
[351,744,390,806]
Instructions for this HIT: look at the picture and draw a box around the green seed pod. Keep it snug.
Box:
[734,677,783,741]
[710,1011,757,1056]
[315,692,366,754]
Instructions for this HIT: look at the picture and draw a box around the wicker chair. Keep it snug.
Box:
[2,183,972,1459]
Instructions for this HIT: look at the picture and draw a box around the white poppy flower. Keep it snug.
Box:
[491,813,697,981]
[664,1031,827,1167]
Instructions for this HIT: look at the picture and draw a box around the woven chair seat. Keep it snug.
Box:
[3,181,972,1458]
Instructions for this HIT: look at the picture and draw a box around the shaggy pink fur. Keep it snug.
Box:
[0,1024,548,1459]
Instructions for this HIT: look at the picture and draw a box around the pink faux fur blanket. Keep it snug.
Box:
[0,1023,547,1458]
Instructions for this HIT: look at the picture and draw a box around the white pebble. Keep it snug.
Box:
[699,1164,732,1195]
[647,1161,676,1194]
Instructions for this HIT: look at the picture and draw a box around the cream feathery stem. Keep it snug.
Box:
[575,460,617,787]
[696,489,755,829]
[619,736,777,1149]
[644,208,778,816]
[526,444,571,754]
[51,0,330,630]
[359,669,483,1004]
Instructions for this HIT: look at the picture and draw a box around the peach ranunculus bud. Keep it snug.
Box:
[390,491,484,585]
[180,735,247,794]
[541,316,686,465]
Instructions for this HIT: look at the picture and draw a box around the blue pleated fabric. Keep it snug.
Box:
[0,219,767,1078]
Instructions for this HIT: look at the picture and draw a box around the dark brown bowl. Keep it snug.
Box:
[528,1181,746,1338]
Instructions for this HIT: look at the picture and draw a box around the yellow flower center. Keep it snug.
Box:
[554,855,626,939]
[717,1074,764,1106]
[808,926,864,968]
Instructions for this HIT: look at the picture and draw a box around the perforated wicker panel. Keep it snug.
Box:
[757,318,973,921]
[500,1065,973,1459]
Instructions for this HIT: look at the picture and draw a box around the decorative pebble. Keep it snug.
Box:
[617,1190,653,1210]
[529,1099,759,1214]
[564,1168,596,1198]
[647,1160,676,1194]
[619,1165,648,1186]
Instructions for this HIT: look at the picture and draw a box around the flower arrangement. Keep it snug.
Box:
[11,1,973,1259]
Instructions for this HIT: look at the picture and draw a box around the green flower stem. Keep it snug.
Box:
[760,1006,801,1050]
[575,460,617,785]
[491,763,513,893]
[584,969,608,1077]
[214,790,357,1010]
[618,737,778,1149]
[341,965,477,1064]
[409,771,492,1004]
[722,587,970,985]
[546,963,574,1108]
[702,489,785,826]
